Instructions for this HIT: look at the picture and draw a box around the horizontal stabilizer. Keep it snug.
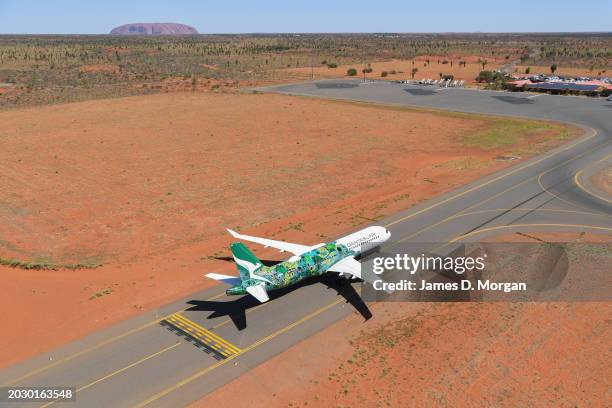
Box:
[205,273,242,286]
[246,283,270,303]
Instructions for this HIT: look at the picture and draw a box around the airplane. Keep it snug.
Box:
[206,226,391,303]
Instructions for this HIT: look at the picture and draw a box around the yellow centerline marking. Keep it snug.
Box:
[449,223,612,242]
[39,342,180,408]
[537,171,594,212]
[384,138,605,245]
[2,292,225,387]
[36,298,276,408]
[133,297,345,408]
[384,128,597,228]
[573,153,612,205]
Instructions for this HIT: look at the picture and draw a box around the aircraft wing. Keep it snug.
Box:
[227,228,311,255]
[246,283,270,303]
[329,257,391,292]
[328,256,362,279]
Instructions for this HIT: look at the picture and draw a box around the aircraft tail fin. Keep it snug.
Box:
[230,242,262,282]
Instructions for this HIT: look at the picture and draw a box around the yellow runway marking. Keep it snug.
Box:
[166,313,241,356]
[133,297,345,408]
[36,297,276,407]
[449,223,612,242]
[573,153,612,205]
[536,171,595,212]
[39,343,180,408]
[384,128,597,228]
[385,139,605,246]
[3,292,225,387]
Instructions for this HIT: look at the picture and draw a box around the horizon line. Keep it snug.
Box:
[1,30,611,36]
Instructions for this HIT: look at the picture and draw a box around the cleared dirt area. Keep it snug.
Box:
[283,56,506,84]
[194,232,610,408]
[591,165,612,196]
[0,92,575,367]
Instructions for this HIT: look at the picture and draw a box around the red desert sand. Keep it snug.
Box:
[0,91,576,367]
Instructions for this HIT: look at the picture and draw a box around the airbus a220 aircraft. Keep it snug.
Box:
[206,226,391,303]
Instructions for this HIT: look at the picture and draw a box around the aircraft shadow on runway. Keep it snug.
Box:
[404,88,439,96]
[491,95,535,104]
[315,82,358,89]
[186,273,372,331]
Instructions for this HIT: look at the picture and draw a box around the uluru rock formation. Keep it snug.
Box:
[110,23,198,35]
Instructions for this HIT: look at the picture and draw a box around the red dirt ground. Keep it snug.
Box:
[0,92,574,368]
[283,55,508,84]
[194,232,610,408]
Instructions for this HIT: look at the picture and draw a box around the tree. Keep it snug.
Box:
[411,67,418,79]
[347,68,357,76]
[550,64,557,74]
[479,59,488,70]
[476,70,494,83]
[525,67,531,74]
[381,71,388,77]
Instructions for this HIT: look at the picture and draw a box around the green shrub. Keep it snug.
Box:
[475,70,494,83]
[381,71,388,77]
[347,68,357,76]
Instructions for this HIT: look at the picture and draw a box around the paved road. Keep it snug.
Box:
[1,80,610,408]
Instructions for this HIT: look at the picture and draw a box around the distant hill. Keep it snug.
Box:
[110,23,198,35]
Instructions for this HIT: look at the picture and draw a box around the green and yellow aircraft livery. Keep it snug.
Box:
[226,242,354,296]
[206,226,391,303]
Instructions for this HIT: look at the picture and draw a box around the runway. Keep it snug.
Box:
[1,80,610,407]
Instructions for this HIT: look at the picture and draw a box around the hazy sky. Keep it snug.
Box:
[1,0,611,34]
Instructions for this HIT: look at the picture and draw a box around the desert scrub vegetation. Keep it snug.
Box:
[0,256,102,270]
[0,33,609,108]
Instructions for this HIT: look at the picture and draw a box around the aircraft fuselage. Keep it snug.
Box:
[226,242,352,295]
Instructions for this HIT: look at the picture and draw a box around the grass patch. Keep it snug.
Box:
[461,120,553,149]
[440,157,491,171]
[0,257,102,270]
[328,98,577,153]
